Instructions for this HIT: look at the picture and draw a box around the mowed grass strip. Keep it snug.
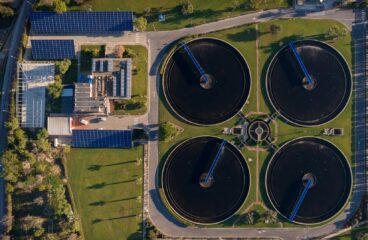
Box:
[66,147,143,240]
[70,0,289,31]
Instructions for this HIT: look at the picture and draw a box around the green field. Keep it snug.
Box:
[113,45,148,116]
[66,147,144,240]
[159,19,353,227]
[70,0,290,31]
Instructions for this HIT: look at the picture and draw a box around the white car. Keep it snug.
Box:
[80,119,89,125]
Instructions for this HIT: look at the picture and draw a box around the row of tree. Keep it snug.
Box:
[47,58,72,100]
[1,111,80,238]
[1,117,81,239]
[38,0,90,14]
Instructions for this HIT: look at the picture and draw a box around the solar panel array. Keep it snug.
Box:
[31,11,133,34]
[72,129,132,148]
[31,40,76,60]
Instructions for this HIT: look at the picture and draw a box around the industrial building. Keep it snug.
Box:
[74,58,132,114]
[16,62,55,128]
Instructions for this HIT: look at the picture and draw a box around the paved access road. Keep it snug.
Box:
[0,0,35,230]
[145,8,366,240]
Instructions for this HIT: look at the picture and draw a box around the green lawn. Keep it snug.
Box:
[69,0,290,31]
[66,147,144,240]
[159,19,353,227]
[113,45,148,116]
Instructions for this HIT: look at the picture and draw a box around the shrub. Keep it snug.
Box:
[48,81,62,99]
[269,24,281,35]
[114,45,125,58]
[134,16,147,32]
[181,0,194,15]
[53,0,67,14]
[159,122,182,142]
[56,59,71,75]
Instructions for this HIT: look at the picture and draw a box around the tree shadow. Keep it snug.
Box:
[226,26,263,43]
[92,215,136,224]
[87,179,136,189]
[89,197,137,206]
[87,160,137,171]
[127,220,144,240]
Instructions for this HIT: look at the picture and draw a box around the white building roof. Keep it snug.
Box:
[47,117,72,136]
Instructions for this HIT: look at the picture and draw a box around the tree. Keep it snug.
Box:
[134,16,147,32]
[264,209,278,224]
[357,232,368,240]
[34,227,45,237]
[114,45,125,58]
[231,0,240,11]
[159,122,182,142]
[249,0,260,9]
[325,25,347,41]
[53,0,67,14]
[48,81,63,99]
[181,0,194,15]
[47,183,72,217]
[37,128,49,140]
[13,128,27,150]
[5,116,19,133]
[20,215,45,232]
[270,24,281,35]
[144,7,151,16]
[35,137,52,153]
[56,59,71,75]
[124,48,136,58]
[0,215,13,233]
[0,4,14,18]
[244,211,255,224]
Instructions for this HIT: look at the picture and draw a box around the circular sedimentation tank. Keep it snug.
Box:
[266,40,351,126]
[265,137,352,224]
[162,136,250,224]
[163,38,251,125]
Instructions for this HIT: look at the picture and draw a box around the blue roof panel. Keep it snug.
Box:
[31,11,133,34]
[31,40,76,60]
[72,130,132,148]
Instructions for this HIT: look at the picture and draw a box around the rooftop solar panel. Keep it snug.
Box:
[31,40,76,60]
[72,129,132,148]
[31,11,133,35]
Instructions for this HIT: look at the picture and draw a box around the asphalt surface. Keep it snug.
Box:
[0,0,35,230]
[146,8,366,240]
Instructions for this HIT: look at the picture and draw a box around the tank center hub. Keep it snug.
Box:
[302,173,317,188]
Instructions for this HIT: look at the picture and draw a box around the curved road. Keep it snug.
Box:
[146,8,365,240]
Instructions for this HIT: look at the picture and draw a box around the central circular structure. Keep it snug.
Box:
[266,137,352,224]
[163,38,251,125]
[247,119,270,142]
[162,136,250,224]
[266,40,351,126]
